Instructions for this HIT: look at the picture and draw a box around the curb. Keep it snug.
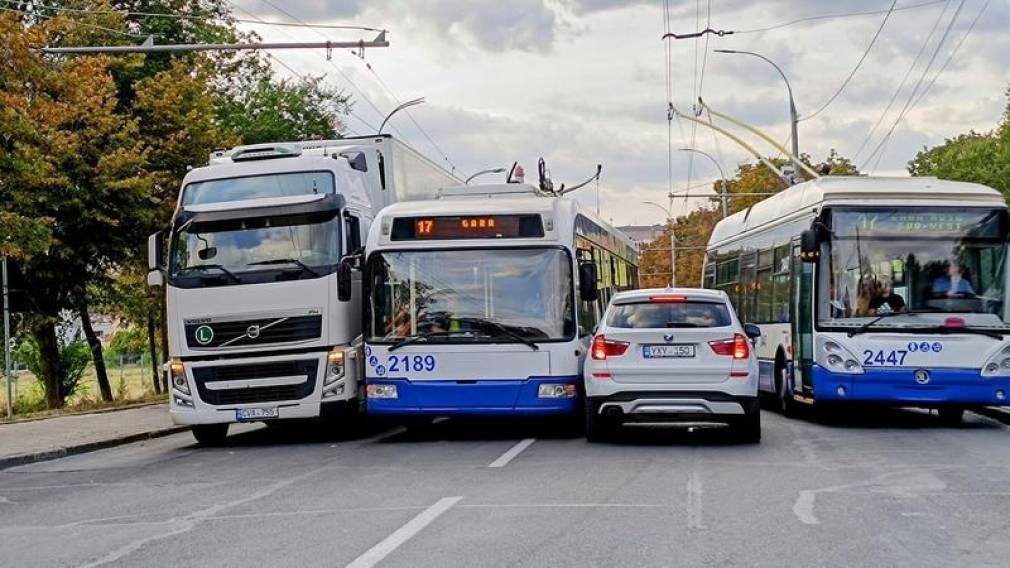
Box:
[1,400,169,425]
[0,425,190,471]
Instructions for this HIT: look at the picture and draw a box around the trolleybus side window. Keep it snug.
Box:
[773,245,792,323]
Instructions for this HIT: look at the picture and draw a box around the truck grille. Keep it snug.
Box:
[185,315,322,349]
[192,360,318,406]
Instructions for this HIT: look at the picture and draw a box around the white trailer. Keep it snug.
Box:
[148,135,461,444]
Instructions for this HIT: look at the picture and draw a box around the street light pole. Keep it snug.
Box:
[678,148,728,217]
[464,168,506,184]
[714,49,801,174]
[642,201,676,287]
[2,255,12,419]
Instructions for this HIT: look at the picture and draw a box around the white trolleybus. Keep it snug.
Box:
[147,136,460,444]
[704,176,1010,422]
[362,183,639,417]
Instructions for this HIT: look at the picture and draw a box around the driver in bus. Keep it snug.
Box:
[932,261,975,297]
[868,277,906,315]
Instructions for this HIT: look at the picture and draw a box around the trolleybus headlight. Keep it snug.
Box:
[826,354,843,368]
[538,384,577,399]
[367,384,398,399]
[170,359,190,395]
[325,349,345,385]
[824,341,842,354]
[1000,358,1010,371]
[844,359,861,372]
[986,362,1000,374]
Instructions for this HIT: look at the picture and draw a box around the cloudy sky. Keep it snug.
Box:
[232,0,1009,226]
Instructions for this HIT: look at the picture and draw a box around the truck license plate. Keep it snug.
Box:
[235,407,278,421]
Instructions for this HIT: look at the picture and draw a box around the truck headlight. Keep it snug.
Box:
[325,349,345,386]
[170,359,190,394]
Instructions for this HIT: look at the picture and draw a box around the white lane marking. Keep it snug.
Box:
[686,467,706,530]
[793,490,819,525]
[346,496,463,568]
[488,438,536,468]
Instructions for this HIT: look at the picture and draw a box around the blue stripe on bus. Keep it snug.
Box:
[365,376,580,416]
[811,365,1010,404]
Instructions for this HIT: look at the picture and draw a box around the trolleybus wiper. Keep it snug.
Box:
[177,264,240,283]
[388,331,469,352]
[458,317,540,351]
[848,310,927,337]
[246,258,320,277]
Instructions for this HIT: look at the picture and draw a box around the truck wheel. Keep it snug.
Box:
[584,401,610,443]
[937,406,964,426]
[732,405,761,443]
[191,424,229,446]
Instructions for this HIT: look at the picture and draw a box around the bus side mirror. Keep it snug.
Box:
[147,232,165,288]
[800,229,819,262]
[337,260,353,302]
[579,262,599,302]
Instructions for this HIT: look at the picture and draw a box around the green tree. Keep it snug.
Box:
[908,92,1010,195]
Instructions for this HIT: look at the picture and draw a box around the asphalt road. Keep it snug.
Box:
[2,408,1009,568]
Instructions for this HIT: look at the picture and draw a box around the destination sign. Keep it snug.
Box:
[832,208,1004,238]
[391,214,544,240]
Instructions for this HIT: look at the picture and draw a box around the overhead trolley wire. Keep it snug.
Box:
[799,0,898,122]
[736,0,947,35]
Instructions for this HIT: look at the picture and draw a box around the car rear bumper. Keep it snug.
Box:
[586,391,759,423]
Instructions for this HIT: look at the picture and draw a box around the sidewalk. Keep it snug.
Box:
[0,404,186,470]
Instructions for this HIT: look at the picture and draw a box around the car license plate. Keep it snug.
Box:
[643,344,695,358]
[235,407,278,421]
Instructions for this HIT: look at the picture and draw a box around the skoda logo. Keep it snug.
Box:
[663,333,675,343]
[246,324,261,339]
[194,325,214,345]
[914,369,930,385]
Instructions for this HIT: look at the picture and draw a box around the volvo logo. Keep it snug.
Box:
[246,324,261,339]
[914,369,930,385]
[663,333,675,343]
[194,325,214,345]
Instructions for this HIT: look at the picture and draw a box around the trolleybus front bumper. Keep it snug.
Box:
[810,364,1010,405]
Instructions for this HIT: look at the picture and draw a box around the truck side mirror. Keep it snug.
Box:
[148,231,164,271]
[579,262,599,302]
[337,260,353,302]
[147,232,165,288]
[800,229,819,262]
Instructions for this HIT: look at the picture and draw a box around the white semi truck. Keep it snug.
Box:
[147,135,461,444]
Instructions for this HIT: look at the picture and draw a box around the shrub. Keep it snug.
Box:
[14,336,91,404]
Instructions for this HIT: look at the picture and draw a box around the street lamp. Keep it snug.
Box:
[378,97,425,134]
[464,167,506,184]
[642,201,677,287]
[713,49,801,173]
[678,148,728,217]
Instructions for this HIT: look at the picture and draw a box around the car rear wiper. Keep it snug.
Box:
[665,322,701,328]
[177,264,240,283]
[388,331,469,352]
[247,258,320,277]
[457,317,539,351]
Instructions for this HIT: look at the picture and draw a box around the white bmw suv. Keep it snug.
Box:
[583,288,762,442]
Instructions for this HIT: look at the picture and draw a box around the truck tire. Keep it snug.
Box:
[191,424,229,446]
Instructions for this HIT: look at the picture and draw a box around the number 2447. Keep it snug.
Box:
[862,350,908,366]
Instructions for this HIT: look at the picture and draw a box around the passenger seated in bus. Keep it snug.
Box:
[867,277,905,314]
[932,261,975,297]
[855,276,878,316]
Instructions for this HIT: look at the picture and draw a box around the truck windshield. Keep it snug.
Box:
[367,248,575,342]
[181,171,335,205]
[169,210,341,287]
[819,206,1010,330]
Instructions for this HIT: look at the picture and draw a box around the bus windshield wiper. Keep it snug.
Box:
[178,264,240,283]
[917,325,1004,341]
[247,258,320,277]
[459,317,540,351]
[848,310,927,337]
[388,331,466,352]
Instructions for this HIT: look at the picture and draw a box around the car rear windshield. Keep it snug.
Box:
[606,301,732,329]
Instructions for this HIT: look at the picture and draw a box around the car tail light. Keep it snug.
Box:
[709,334,749,359]
[591,335,629,360]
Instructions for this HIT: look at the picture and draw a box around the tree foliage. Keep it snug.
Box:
[908,91,1010,195]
